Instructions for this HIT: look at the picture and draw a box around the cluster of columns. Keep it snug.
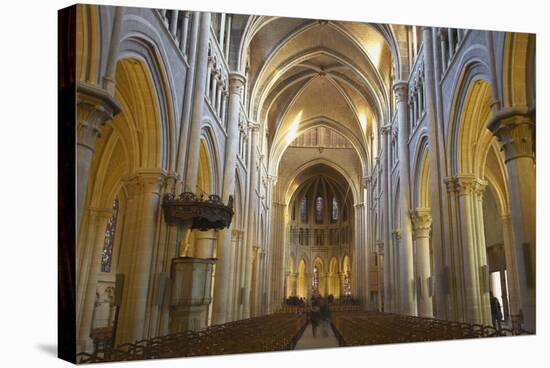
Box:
[206,56,228,123]
[159,10,192,55]
[410,209,433,317]
[76,10,271,352]
[408,71,425,129]
[380,29,536,333]
[211,72,246,324]
[437,27,466,73]
[394,81,417,316]
[488,107,536,332]
[445,175,491,325]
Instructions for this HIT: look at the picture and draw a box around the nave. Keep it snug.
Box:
[71,5,536,362]
[76,303,528,363]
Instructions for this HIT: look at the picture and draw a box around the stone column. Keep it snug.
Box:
[391,229,401,313]
[211,71,219,109]
[472,180,491,325]
[76,208,112,352]
[216,80,224,117]
[422,26,449,320]
[178,13,211,258]
[179,11,190,52]
[212,73,246,325]
[226,230,239,320]
[290,272,298,296]
[175,12,199,192]
[116,170,165,345]
[380,125,392,312]
[252,246,263,315]
[375,241,383,311]
[501,214,521,325]
[183,12,211,192]
[453,175,484,325]
[353,202,366,301]
[411,209,433,317]
[243,122,260,317]
[444,178,464,322]
[488,108,536,332]
[169,10,179,38]
[393,81,416,316]
[102,7,124,94]
[438,29,448,69]
[205,57,213,102]
[233,235,243,318]
[76,83,121,233]
[194,230,217,259]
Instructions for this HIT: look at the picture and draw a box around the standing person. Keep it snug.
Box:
[490,292,503,330]
[310,301,320,337]
[320,298,330,336]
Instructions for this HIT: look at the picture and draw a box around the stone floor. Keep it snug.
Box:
[294,321,340,350]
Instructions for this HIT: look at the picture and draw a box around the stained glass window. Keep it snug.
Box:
[344,271,351,296]
[312,266,319,292]
[315,195,323,223]
[300,196,308,223]
[331,196,339,222]
[101,197,119,273]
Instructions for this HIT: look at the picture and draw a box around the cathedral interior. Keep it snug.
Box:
[72,4,536,362]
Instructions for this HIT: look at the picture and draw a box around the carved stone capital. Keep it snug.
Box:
[228,72,246,96]
[391,229,401,240]
[122,169,167,198]
[411,208,432,239]
[488,106,535,163]
[444,177,457,193]
[248,121,260,132]
[393,81,409,103]
[380,124,392,136]
[164,172,179,193]
[76,82,121,150]
[452,175,486,197]
[85,206,113,221]
[500,214,512,225]
[453,175,476,196]
[362,175,372,188]
[473,178,488,199]
[376,241,384,254]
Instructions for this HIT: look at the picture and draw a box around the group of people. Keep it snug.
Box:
[284,294,359,307]
[287,292,503,333]
[309,295,331,337]
[284,296,308,307]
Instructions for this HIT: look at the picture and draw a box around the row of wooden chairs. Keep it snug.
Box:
[329,304,362,312]
[276,305,310,314]
[77,314,307,363]
[330,311,530,347]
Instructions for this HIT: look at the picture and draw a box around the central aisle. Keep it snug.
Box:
[294,321,340,350]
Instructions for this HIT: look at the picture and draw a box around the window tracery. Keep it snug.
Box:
[101,197,119,273]
[315,195,324,223]
[331,196,339,222]
[300,196,308,223]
